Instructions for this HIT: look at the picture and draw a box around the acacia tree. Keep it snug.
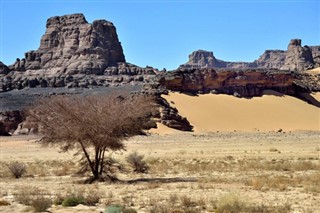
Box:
[28,94,156,182]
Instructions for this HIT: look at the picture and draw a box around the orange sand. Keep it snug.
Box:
[311,92,320,102]
[149,122,183,135]
[306,67,320,74]
[161,91,320,133]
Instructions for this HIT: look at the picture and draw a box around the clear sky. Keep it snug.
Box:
[0,0,319,70]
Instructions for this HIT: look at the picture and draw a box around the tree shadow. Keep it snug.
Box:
[126,177,197,184]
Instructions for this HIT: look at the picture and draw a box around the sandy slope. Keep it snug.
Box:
[149,122,183,135]
[162,91,320,132]
[306,67,320,74]
[311,92,320,102]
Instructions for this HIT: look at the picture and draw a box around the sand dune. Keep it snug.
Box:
[149,122,183,135]
[161,91,320,132]
[306,67,320,74]
[311,92,320,102]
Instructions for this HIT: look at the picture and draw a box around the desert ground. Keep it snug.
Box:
[0,92,319,213]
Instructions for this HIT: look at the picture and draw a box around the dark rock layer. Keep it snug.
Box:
[158,68,298,97]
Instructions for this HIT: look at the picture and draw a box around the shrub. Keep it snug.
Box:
[84,191,100,206]
[31,197,52,212]
[104,205,123,213]
[126,151,149,173]
[14,186,52,211]
[53,194,64,205]
[216,193,247,213]
[0,199,10,206]
[61,195,85,207]
[122,208,138,213]
[180,195,196,208]
[7,161,27,178]
[14,186,39,205]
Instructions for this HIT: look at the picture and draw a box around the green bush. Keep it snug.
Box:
[61,195,85,207]
[104,205,123,213]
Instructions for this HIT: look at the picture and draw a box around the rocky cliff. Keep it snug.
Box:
[180,39,319,71]
[9,13,125,74]
[158,69,297,97]
[281,39,314,71]
[0,14,158,92]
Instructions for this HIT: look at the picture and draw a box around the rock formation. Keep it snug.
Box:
[0,111,24,135]
[0,62,10,75]
[0,14,159,92]
[180,39,319,71]
[254,50,286,69]
[8,13,125,75]
[158,68,297,97]
[310,46,320,67]
[281,39,314,71]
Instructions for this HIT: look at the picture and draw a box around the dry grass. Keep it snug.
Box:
[1,131,319,212]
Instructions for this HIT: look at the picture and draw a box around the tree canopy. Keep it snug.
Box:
[28,94,157,182]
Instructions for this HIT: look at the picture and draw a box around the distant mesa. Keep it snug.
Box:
[179,39,320,71]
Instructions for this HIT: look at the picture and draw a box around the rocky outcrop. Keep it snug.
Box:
[254,50,286,69]
[281,39,314,71]
[157,97,193,131]
[158,68,297,97]
[180,50,255,69]
[310,46,320,67]
[8,13,125,75]
[180,39,319,71]
[0,14,158,92]
[0,111,24,136]
[0,62,10,75]
[183,50,225,68]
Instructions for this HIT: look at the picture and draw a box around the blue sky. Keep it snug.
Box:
[1,0,319,70]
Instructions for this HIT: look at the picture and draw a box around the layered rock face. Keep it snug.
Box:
[9,13,125,74]
[180,39,319,71]
[158,69,297,97]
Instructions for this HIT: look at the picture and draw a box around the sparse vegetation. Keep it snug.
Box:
[1,131,319,212]
[54,188,101,207]
[31,197,52,212]
[14,186,52,212]
[215,193,247,213]
[7,161,27,178]
[61,195,85,207]
[126,151,149,173]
